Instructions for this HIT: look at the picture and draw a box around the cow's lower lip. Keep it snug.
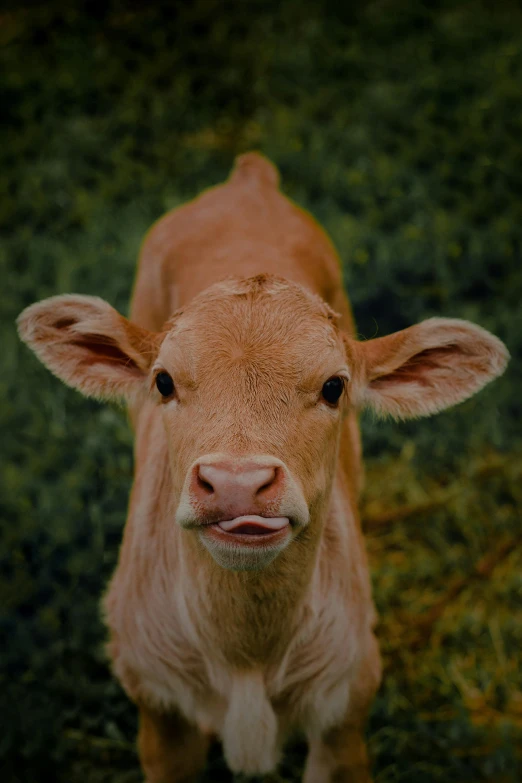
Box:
[202,515,291,546]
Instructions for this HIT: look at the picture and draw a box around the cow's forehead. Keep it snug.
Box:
[171,276,337,334]
[157,278,346,384]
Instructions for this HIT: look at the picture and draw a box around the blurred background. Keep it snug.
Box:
[1,1,521,781]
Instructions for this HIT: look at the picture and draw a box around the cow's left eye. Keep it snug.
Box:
[321,376,344,405]
[156,372,175,398]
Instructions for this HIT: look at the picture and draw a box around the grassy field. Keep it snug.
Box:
[1,1,521,781]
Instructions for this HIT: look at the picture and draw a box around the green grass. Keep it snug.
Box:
[1,2,521,781]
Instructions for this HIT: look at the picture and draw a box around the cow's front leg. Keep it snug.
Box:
[303,639,380,783]
[138,703,210,783]
[303,721,372,783]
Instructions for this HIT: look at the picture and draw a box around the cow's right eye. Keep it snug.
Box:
[321,376,344,405]
[156,372,175,397]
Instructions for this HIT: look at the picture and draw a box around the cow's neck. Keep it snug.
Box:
[177,519,323,666]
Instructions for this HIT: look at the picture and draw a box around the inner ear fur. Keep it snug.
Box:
[17,294,160,401]
[348,317,509,420]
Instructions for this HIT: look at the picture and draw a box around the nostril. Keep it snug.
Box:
[255,467,279,497]
[196,472,214,495]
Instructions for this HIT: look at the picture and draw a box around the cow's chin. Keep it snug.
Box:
[197,515,293,571]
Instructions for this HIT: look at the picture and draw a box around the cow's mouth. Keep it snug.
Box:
[197,514,296,569]
[203,515,291,545]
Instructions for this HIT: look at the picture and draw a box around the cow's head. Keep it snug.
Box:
[18,276,508,571]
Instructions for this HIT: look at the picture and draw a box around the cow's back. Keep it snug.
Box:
[130,153,355,336]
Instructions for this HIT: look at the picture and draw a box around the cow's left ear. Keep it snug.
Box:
[17,294,160,402]
[351,318,509,419]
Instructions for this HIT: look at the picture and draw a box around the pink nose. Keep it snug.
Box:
[190,458,284,518]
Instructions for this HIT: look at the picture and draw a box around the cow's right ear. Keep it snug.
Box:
[17,294,160,402]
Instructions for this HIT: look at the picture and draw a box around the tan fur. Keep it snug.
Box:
[17,152,509,782]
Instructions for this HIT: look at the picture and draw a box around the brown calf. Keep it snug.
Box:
[18,153,508,782]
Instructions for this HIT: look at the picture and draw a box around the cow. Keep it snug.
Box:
[17,152,509,782]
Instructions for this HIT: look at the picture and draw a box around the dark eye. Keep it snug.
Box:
[156,372,175,398]
[321,376,344,405]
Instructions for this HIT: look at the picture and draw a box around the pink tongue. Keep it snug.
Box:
[218,515,289,533]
